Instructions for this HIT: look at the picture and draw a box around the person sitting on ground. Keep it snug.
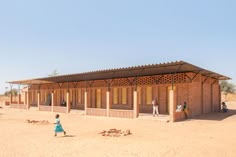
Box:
[61,99,66,106]
[222,102,228,113]
[176,104,182,112]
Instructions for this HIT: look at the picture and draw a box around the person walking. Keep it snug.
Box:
[54,114,66,136]
[152,97,159,117]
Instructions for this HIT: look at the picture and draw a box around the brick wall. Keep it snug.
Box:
[212,83,220,112]
[26,72,222,120]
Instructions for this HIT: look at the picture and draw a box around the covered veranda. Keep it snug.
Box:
[7,61,230,122]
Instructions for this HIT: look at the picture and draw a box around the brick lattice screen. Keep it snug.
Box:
[30,73,189,89]
[137,73,187,85]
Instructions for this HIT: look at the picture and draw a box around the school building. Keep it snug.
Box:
[7,61,230,122]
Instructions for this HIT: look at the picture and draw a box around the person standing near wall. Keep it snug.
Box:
[183,101,188,119]
[152,97,159,117]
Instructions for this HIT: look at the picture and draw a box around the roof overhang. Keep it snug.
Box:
[8,79,54,85]
[7,60,231,85]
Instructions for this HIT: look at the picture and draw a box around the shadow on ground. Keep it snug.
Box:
[55,135,76,138]
[190,109,236,121]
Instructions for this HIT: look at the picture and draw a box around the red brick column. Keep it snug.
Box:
[169,89,174,122]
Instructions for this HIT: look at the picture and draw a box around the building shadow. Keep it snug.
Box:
[190,109,236,121]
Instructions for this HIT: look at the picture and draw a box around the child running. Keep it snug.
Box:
[54,114,66,136]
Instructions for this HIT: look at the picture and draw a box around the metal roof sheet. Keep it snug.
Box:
[7,60,230,85]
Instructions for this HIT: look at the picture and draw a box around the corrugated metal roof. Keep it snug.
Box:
[7,60,230,85]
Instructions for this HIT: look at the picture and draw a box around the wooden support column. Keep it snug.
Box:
[18,93,21,103]
[10,93,13,104]
[66,91,70,113]
[37,84,41,111]
[37,92,40,111]
[24,92,26,105]
[51,92,54,112]
[105,79,112,117]
[10,84,13,104]
[26,92,29,110]
[18,94,21,108]
[85,91,88,115]
[133,90,138,118]
[106,91,110,117]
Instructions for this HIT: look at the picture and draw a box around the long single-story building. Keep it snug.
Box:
[7,61,230,122]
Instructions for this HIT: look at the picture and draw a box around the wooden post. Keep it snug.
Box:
[66,92,69,113]
[10,93,13,104]
[37,92,40,111]
[18,85,21,109]
[133,90,138,118]
[106,91,110,117]
[26,92,29,110]
[10,84,13,104]
[24,92,26,105]
[85,91,88,115]
[18,94,21,108]
[51,92,54,112]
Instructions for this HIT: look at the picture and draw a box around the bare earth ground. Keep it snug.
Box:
[1,103,236,157]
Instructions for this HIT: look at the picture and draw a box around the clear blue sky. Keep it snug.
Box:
[0,0,235,94]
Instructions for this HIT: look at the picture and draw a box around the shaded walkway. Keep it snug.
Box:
[189,102,236,121]
[138,113,170,122]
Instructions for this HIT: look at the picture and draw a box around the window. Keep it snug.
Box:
[78,89,81,104]
[96,89,102,108]
[146,86,152,105]
[113,88,118,104]
[121,88,127,104]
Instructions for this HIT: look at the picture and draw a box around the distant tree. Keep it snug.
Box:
[4,88,18,96]
[220,80,236,101]
[48,69,59,77]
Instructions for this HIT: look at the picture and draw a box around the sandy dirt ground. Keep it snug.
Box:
[0,102,236,157]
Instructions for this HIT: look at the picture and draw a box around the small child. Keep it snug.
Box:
[54,114,66,136]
